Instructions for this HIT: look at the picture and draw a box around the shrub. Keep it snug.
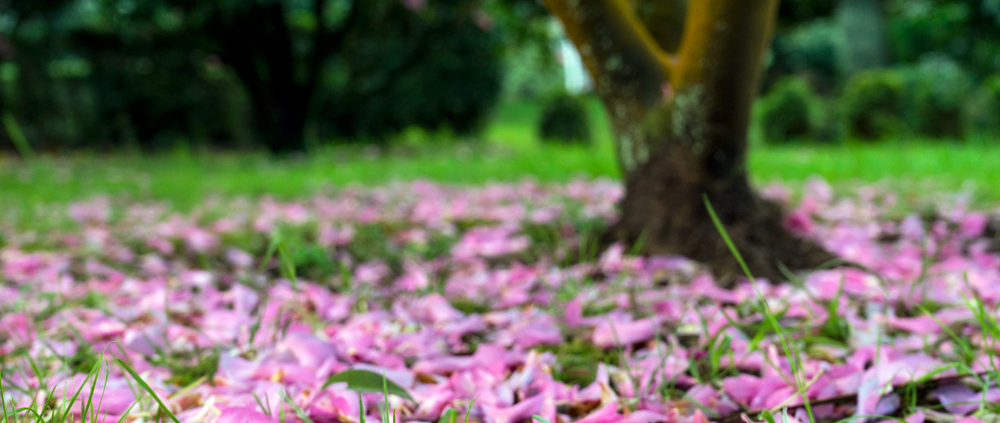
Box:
[840,69,906,140]
[325,1,503,141]
[904,57,973,138]
[759,77,822,143]
[537,93,592,145]
[770,19,843,87]
[965,75,1000,137]
[887,0,1000,80]
[777,0,838,24]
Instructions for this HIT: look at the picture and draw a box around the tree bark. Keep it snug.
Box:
[630,0,688,54]
[545,0,836,284]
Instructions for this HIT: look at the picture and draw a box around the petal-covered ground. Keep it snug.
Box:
[2,178,1000,423]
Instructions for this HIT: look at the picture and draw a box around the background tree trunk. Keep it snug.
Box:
[208,0,360,154]
[545,0,836,284]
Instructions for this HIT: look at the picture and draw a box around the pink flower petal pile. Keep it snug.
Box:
[1,178,999,423]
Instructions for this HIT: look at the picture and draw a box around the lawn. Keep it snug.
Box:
[2,98,1000,216]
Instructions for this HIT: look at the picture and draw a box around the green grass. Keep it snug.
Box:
[1,97,998,223]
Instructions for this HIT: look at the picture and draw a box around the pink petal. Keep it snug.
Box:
[217,406,277,423]
[592,318,656,348]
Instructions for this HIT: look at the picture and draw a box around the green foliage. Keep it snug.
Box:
[903,57,974,138]
[153,348,220,388]
[0,2,252,152]
[438,408,459,423]
[840,59,976,140]
[537,93,592,145]
[1,112,34,159]
[449,298,491,315]
[777,0,838,24]
[687,331,735,384]
[816,282,851,346]
[965,75,1000,137]
[769,20,843,85]
[703,196,817,423]
[0,0,505,152]
[322,0,503,141]
[67,345,101,375]
[484,0,559,100]
[759,77,823,143]
[840,69,907,140]
[116,358,182,423]
[292,243,338,281]
[836,0,890,75]
[347,224,401,270]
[323,369,415,402]
[888,0,1000,79]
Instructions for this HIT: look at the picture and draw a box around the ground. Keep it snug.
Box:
[2,100,1000,423]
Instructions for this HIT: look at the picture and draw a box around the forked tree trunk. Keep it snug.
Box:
[545,0,836,284]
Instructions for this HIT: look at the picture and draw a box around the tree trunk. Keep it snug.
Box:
[209,1,325,154]
[247,95,310,154]
[617,145,836,284]
[545,0,836,284]
[267,105,310,154]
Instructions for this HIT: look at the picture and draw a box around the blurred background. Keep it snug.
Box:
[1,0,1000,209]
[2,0,997,152]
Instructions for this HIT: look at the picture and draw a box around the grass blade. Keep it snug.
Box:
[1,112,34,160]
[464,393,480,423]
[281,390,315,423]
[323,369,414,402]
[437,408,458,423]
[115,358,181,423]
[704,196,817,423]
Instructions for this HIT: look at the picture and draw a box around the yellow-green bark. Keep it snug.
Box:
[631,0,688,54]
[544,0,778,174]
[542,0,676,170]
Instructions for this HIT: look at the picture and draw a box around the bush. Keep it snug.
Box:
[3,32,247,151]
[840,59,975,140]
[887,0,1000,80]
[537,93,592,144]
[758,77,822,143]
[904,57,973,138]
[966,75,1000,137]
[840,69,907,140]
[325,1,503,141]
[777,0,837,24]
[770,20,843,88]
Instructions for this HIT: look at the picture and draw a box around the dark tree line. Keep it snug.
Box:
[0,0,506,153]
